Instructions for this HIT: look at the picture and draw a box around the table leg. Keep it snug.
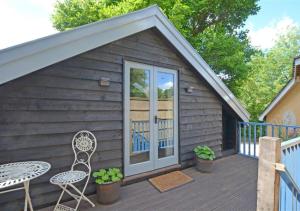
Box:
[24,181,33,211]
[24,186,27,211]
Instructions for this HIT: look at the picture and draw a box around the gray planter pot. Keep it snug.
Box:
[96,181,121,204]
[195,157,214,173]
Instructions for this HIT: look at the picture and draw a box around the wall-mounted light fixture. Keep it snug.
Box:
[185,86,194,93]
[99,77,110,87]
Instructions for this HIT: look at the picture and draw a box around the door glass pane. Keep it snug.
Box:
[157,71,174,159]
[130,68,150,164]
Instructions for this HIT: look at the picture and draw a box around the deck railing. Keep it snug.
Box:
[238,122,300,158]
[278,137,300,210]
[131,119,174,153]
[257,136,300,211]
[131,120,150,153]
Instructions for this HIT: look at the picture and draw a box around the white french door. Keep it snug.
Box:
[124,61,178,176]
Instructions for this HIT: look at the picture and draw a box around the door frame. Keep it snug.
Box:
[124,61,155,176]
[153,66,179,169]
[123,61,178,176]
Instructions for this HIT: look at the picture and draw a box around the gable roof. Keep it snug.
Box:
[0,5,249,121]
[259,57,300,121]
[259,79,295,121]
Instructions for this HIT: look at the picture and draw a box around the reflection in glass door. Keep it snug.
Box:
[156,71,175,159]
[154,68,178,169]
[124,61,178,176]
[129,68,150,164]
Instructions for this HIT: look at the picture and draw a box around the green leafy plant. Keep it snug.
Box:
[52,0,260,92]
[92,168,123,184]
[193,146,215,161]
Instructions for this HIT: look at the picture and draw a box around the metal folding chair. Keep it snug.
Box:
[50,130,97,211]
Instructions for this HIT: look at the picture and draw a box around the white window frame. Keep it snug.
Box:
[124,61,178,176]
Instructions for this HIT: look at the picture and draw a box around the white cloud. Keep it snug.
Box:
[0,0,58,50]
[160,81,173,90]
[248,17,299,50]
[27,0,57,13]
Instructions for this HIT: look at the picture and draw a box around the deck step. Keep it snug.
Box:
[122,164,181,185]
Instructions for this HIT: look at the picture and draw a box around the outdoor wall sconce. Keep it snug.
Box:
[99,77,110,87]
[185,86,194,93]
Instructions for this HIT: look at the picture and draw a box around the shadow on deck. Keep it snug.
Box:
[40,155,258,211]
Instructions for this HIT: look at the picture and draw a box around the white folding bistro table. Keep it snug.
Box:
[0,161,51,211]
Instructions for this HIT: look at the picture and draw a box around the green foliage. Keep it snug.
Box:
[237,27,300,120]
[52,0,259,34]
[51,0,300,122]
[158,87,173,100]
[52,0,260,90]
[193,26,258,91]
[130,68,149,98]
[193,145,215,160]
[92,168,123,184]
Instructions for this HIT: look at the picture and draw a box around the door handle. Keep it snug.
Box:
[154,115,158,124]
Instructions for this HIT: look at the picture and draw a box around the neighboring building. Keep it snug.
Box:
[259,56,300,125]
[0,6,249,210]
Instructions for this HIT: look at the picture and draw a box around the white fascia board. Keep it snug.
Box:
[0,5,249,121]
[259,79,295,121]
[0,6,157,85]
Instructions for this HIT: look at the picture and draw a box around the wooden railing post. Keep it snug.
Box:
[257,136,281,211]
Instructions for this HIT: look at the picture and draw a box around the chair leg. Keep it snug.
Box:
[54,184,67,210]
[24,185,27,211]
[69,184,95,207]
[58,185,80,201]
[74,186,87,210]
[81,194,95,207]
[71,176,93,210]
[54,178,94,210]
[56,184,91,211]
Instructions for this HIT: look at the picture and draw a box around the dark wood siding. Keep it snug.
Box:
[0,28,222,210]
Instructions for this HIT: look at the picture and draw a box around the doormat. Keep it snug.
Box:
[149,171,193,192]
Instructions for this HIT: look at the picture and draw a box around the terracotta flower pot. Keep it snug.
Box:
[96,181,121,204]
[195,156,214,173]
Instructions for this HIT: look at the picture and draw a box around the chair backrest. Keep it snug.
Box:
[71,130,97,174]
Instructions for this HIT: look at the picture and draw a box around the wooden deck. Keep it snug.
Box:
[39,155,258,211]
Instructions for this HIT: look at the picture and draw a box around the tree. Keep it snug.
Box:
[130,69,149,98]
[237,27,300,120]
[158,87,174,100]
[52,0,260,90]
[192,26,257,93]
[52,0,259,34]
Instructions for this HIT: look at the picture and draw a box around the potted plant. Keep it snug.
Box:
[92,168,123,204]
[193,145,216,173]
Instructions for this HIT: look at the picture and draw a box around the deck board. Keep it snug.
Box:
[39,155,257,211]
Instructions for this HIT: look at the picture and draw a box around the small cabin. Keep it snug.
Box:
[0,6,249,210]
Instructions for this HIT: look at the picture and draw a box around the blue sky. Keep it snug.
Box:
[246,0,300,30]
[0,0,57,50]
[246,0,300,49]
[0,0,299,50]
